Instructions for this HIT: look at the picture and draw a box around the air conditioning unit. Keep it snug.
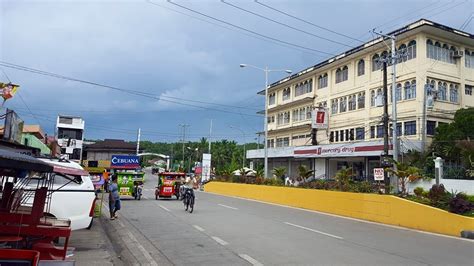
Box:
[451,50,464,58]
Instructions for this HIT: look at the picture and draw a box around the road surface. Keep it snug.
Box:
[110,171,473,265]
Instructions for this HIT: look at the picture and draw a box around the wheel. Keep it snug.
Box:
[87,217,94,230]
[138,193,141,200]
[189,195,194,213]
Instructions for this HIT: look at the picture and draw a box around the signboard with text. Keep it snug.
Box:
[201,153,212,182]
[110,155,140,169]
[311,109,328,129]
[374,168,385,181]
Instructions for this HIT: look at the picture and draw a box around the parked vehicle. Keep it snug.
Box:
[37,158,96,230]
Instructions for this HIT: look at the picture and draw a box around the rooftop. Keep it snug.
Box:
[84,139,139,151]
[259,18,474,94]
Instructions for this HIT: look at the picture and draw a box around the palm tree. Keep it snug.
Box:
[272,167,286,181]
[335,168,353,191]
[385,160,421,195]
[298,165,314,183]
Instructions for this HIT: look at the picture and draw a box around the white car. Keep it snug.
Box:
[37,158,96,230]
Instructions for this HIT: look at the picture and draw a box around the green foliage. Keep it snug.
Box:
[272,167,286,180]
[413,187,424,197]
[385,160,421,195]
[262,178,284,186]
[335,168,353,191]
[427,184,450,209]
[297,165,314,182]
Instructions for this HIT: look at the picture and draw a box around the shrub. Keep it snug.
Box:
[231,175,240,183]
[349,181,376,193]
[413,187,424,197]
[427,184,450,209]
[449,192,474,214]
[263,178,284,186]
[255,177,264,185]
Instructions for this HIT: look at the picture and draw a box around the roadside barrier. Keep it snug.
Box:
[205,182,474,237]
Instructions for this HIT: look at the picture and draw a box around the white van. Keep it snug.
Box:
[38,158,96,230]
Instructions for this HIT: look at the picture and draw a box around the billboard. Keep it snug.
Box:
[311,108,328,129]
[201,153,212,182]
[3,109,24,144]
[110,155,140,169]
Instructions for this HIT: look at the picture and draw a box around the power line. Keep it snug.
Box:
[0,61,262,117]
[460,13,473,30]
[221,0,353,48]
[254,0,364,43]
[145,0,319,56]
[164,0,334,56]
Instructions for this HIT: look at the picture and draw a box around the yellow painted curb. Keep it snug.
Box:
[205,182,474,237]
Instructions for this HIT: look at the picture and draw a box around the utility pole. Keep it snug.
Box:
[373,31,399,193]
[421,84,428,153]
[179,124,189,168]
[136,128,141,155]
[208,119,213,153]
[382,61,390,192]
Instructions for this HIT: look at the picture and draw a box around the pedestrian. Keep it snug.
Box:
[108,174,121,220]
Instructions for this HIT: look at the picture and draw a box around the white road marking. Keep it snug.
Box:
[284,222,343,240]
[193,225,205,232]
[124,230,158,265]
[218,203,239,210]
[159,205,170,212]
[211,236,229,246]
[239,254,263,266]
[203,191,473,242]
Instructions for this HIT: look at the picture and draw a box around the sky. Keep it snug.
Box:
[0,0,472,143]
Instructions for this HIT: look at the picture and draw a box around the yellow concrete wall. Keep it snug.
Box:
[205,182,474,237]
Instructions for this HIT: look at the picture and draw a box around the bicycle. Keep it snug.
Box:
[183,187,195,213]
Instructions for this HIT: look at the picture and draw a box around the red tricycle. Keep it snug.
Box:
[155,172,185,200]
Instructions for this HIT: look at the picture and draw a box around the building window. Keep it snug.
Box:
[299,107,305,121]
[331,99,338,114]
[398,44,407,63]
[284,112,290,124]
[450,84,458,103]
[357,92,365,109]
[292,109,299,122]
[59,117,73,124]
[376,88,383,105]
[267,139,275,148]
[395,83,402,101]
[466,50,474,69]
[404,80,416,100]
[370,90,375,106]
[295,79,313,97]
[376,125,384,138]
[407,40,416,60]
[357,59,365,76]
[306,106,312,120]
[390,123,402,136]
[438,82,447,101]
[427,120,436,136]
[330,131,334,142]
[426,39,457,64]
[466,85,473,96]
[348,95,356,111]
[276,137,290,147]
[370,126,375,139]
[340,130,344,142]
[318,74,328,89]
[335,66,348,83]
[269,92,276,105]
[335,131,339,142]
[267,115,275,124]
[372,54,381,71]
[339,97,347,112]
[349,129,354,140]
[404,121,416,135]
[282,87,291,101]
[356,127,365,140]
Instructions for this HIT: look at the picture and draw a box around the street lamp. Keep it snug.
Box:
[230,125,246,169]
[240,64,292,178]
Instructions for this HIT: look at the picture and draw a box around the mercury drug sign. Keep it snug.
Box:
[111,155,140,169]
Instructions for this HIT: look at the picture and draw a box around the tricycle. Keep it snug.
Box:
[155,172,185,200]
[116,171,145,200]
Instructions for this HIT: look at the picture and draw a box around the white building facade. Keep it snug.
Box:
[56,115,85,161]
[247,19,474,180]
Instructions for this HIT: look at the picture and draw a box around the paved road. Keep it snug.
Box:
[113,171,473,265]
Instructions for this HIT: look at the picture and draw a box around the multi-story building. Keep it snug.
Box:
[56,115,85,161]
[247,19,474,181]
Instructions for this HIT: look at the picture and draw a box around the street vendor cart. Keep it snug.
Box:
[155,172,185,200]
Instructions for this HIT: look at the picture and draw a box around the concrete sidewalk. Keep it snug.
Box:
[69,217,122,266]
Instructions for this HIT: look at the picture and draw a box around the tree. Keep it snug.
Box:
[272,167,286,181]
[385,160,421,195]
[335,168,353,191]
[297,165,314,183]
